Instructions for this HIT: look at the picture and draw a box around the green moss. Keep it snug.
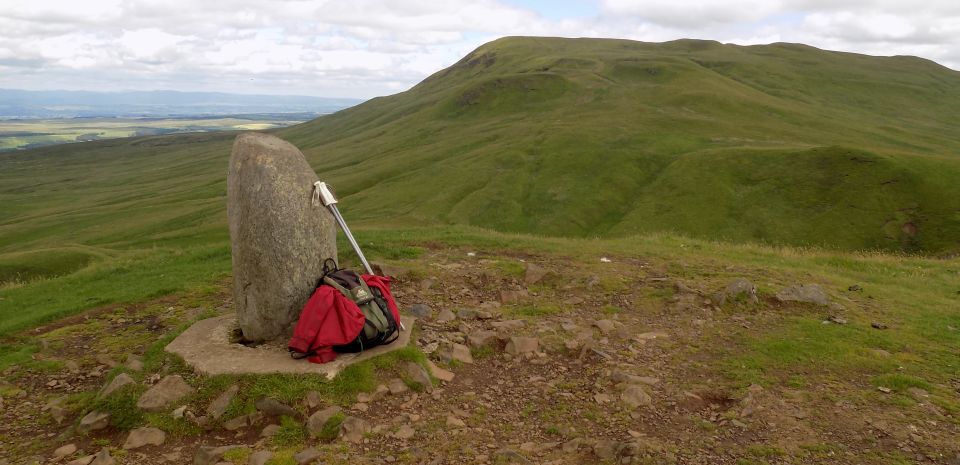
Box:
[746,445,786,458]
[271,416,307,448]
[144,412,202,437]
[871,373,932,392]
[222,447,252,464]
[316,412,345,442]
[91,386,145,431]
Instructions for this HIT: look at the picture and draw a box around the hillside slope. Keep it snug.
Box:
[280,37,960,253]
[2,36,960,271]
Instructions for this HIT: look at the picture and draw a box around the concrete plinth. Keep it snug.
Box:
[165,314,415,379]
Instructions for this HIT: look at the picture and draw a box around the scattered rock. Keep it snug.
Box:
[95,354,117,368]
[621,385,652,409]
[878,386,892,394]
[293,448,321,465]
[492,448,531,464]
[436,309,456,323]
[172,405,187,419]
[66,455,95,465]
[491,320,526,332]
[89,448,114,465]
[207,385,239,420]
[394,424,416,440]
[125,354,144,371]
[716,279,758,305]
[499,289,529,304]
[228,132,338,342]
[307,406,342,437]
[248,451,273,465]
[593,319,617,335]
[78,410,110,433]
[339,416,370,443]
[54,444,77,458]
[388,378,409,395]
[222,413,256,431]
[776,283,830,306]
[467,330,499,348]
[304,390,321,409]
[99,373,135,398]
[404,362,433,392]
[871,322,889,330]
[634,331,669,341]
[610,371,659,385]
[50,403,69,424]
[562,438,581,453]
[260,424,281,438]
[426,360,455,383]
[123,427,166,449]
[137,375,195,411]
[457,308,480,320]
[255,397,299,418]
[505,337,539,356]
[524,263,548,284]
[826,316,848,325]
[440,343,473,364]
[594,440,620,460]
[406,304,432,319]
[446,415,466,428]
[193,445,239,465]
[848,284,863,292]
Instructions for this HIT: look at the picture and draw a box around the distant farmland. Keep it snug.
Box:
[0,114,314,151]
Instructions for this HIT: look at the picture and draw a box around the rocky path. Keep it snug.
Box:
[2,247,958,465]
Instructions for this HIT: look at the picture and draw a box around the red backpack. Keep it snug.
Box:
[288,261,400,364]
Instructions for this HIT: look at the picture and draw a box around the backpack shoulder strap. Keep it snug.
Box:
[323,275,352,300]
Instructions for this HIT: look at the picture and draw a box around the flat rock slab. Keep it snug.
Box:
[166,314,415,379]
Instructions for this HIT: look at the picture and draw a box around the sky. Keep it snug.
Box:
[0,0,957,99]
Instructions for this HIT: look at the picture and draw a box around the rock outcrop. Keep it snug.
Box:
[227,132,337,341]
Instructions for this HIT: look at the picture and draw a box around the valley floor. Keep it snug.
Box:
[0,230,958,465]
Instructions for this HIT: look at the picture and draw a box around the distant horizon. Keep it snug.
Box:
[0,87,365,101]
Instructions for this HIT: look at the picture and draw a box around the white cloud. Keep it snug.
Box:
[0,0,956,98]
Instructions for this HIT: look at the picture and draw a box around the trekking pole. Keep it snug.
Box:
[313,181,405,330]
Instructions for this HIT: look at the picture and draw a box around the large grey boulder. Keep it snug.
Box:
[228,133,338,341]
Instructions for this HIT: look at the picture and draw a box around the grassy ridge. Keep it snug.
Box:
[279,37,960,253]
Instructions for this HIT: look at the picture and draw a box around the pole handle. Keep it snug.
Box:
[314,181,338,206]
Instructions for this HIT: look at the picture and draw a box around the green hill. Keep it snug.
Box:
[279,37,960,252]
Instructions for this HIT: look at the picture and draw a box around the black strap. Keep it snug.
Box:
[322,258,338,276]
[289,350,312,359]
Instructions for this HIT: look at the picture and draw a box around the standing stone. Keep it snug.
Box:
[228,133,337,341]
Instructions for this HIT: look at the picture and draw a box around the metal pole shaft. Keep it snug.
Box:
[329,204,373,275]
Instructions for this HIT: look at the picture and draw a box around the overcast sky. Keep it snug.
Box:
[1,0,957,99]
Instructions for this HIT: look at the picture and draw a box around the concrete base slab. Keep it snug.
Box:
[165,314,415,379]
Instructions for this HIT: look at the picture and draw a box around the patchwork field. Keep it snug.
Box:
[0,115,314,152]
